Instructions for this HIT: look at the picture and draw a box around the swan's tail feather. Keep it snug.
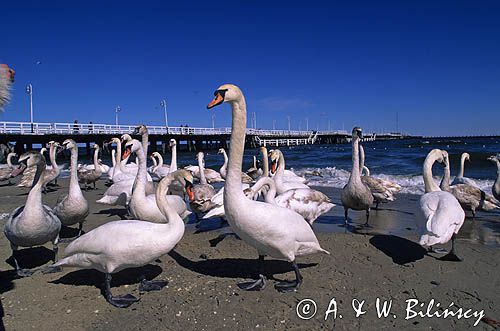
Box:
[53,253,94,269]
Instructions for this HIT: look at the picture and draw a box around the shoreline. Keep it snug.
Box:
[0,178,498,330]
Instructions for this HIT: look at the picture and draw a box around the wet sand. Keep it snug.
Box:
[0,178,499,330]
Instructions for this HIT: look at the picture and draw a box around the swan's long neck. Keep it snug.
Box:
[251,177,276,203]
[439,157,451,191]
[69,146,82,196]
[198,154,208,185]
[141,129,149,157]
[423,154,441,193]
[156,153,164,167]
[151,155,158,168]
[261,148,269,177]
[492,159,500,195]
[220,150,228,179]
[225,97,247,199]
[458,154,466,178]
[26,161,46,208]
[170,144,177,172]
[115,141,122,164]
[7,153,15,168]
[359,144,365,170]
[111,149,116,167]
[49,144,58,168]
[133,144,147,196]
[156,176,185,238]
[348,136,362,184]
[93,147,100,170]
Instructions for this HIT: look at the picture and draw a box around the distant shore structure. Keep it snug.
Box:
[0,120,410,156]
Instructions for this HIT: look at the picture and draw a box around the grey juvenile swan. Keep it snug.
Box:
[341,127,374,227]
[4,152,62,276]
[53,139,89,240]
[487,154,500,201]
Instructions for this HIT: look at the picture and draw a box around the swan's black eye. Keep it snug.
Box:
[214,89,228,98]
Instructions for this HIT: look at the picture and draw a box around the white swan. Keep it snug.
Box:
[451,153,478,187]
[415,149,465,261]
[269,149,309,194]
[341,127,374,227]
[207,83,328,292]
[246,155,263,180]
[487,154,500,201]
[218,147,254,184]
[97,141,155,206]
[53,171,188,308]
[4,151,61,276]
[244,176,334,226]
[53,139,89,239]
[0,64,14,111]
[43,141,62,187]
[188,152,216,217]
[78,144,102,190]
[127,139,192,221]
[0,152,17,183]
[359,144,400,209]
[148,153,158,173]
[151,152,171,178]
[17,148,45,188]
[440,152,499,217]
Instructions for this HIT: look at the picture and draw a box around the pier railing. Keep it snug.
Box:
[0,121,349,137]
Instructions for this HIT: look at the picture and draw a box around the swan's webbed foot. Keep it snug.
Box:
[274,261,302,293]
[274,279,302,293]
[106,294,140,308]
[427,246,447,254]
[41,265,62,274]
[237,274,267,291]
[16,268,35,278]
[103,273,139,308]
[439,252,463,262]
[138,279,168,292]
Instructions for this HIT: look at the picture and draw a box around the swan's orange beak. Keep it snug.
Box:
[271,160,277,174]
[186,185,195,201]
[122,147,132,159]
[207,93,224,109]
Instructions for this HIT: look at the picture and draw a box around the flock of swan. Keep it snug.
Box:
[1,83,500,308]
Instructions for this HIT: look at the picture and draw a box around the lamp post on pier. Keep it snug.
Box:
[160,99,169,128]
[25,84,34,133]
[115,106,121,126]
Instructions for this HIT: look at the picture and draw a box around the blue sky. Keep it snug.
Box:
[1,1,499,136]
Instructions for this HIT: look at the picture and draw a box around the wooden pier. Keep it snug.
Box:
[0,121,406,156]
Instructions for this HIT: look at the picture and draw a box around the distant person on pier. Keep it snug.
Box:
[73,119,80,134]
[88,121,94,134]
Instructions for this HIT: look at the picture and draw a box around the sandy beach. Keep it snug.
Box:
[0,178,499,331]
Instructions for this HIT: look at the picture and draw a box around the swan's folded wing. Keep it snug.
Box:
[63,220,156,256]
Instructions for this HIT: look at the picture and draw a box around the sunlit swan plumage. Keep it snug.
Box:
[269,149,308,194]
[54,171,188,308]
[440,152,499,217]
[78,144,102,190]
[451,153,478,187]
[415,149,465,261]
[4,152,61,276]
[207,84,328,292]
[127,139,192,221]
[341,127,374,226]
[487,154,500,201]
[0,152,17,183]
[359,144,400,209]
[53,139,89,238]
